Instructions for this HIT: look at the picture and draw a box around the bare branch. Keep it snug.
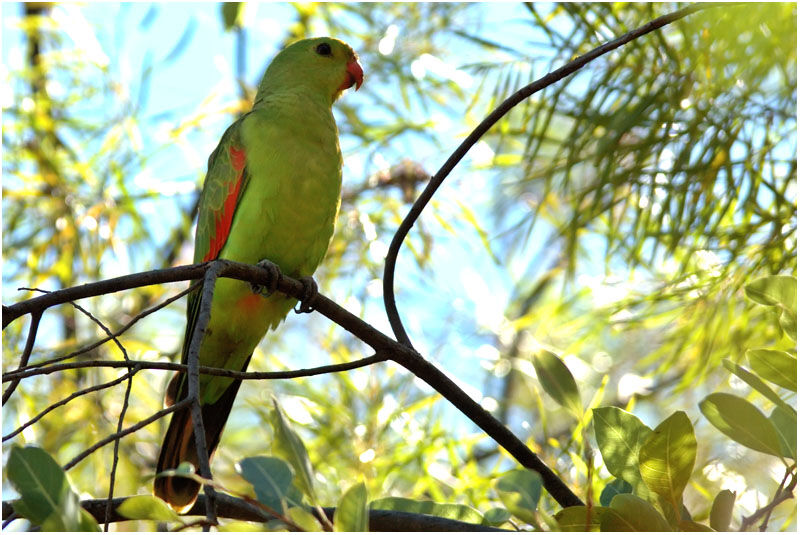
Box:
[382,2,727,347]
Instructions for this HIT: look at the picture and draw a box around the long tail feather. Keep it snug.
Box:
[154,360,250,512]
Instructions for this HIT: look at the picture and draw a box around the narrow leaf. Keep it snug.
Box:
[721,359,791,411]
[532,350,582,416]
[334,482,368,532]
[287,507,323,532]
[699,393,784,457]
[270,397,318,503]
[746,349,797,391]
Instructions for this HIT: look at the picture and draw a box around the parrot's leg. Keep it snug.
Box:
[294,276,319,314]
[250,259,281,297]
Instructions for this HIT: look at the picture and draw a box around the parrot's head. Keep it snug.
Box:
[258,37,363,104]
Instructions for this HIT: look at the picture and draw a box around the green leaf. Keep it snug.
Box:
[678,519,714,531]
[6,445,72,524]
[334,482,368,532]
[744,275,797,310]
[599,479,632,507]
[532,350,582,416]
[721,359,791,411]
[554,505,605,531]
[270,397,318,504]
[747,349,797,391]
[220,2,244,30]
[709,489,736,531]
[638,411,696,516]
[769,405,797,460]
[117,495,182,523]
[699,393,784,457]
[237,456,296,514]
[369,497,483,524]
[600,494,671,531]
[592,407,652,494]
[745,276,797,340]
[495,469,542,524]
[287,507,323,532]
[482,507,512,527]
[218,520,264,532]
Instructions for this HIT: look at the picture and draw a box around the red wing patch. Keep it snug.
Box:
[203,146,247,262]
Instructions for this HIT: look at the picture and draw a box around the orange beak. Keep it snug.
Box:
[341,59,364,91]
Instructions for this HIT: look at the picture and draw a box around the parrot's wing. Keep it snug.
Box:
[178,118,251,372]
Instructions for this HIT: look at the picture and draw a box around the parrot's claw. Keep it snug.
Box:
[251,259,281,297]
[294,277,318,314]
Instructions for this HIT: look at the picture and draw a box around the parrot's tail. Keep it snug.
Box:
[154,361,249,513]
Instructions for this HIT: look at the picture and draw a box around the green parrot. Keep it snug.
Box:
[155,37,363,512]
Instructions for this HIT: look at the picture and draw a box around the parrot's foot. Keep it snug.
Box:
[251,259,281,297]
[294,277,318,314]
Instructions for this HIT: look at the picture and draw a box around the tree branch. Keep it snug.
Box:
[2,493,510,531]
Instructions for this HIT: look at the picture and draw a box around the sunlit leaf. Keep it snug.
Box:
[699,393,784,458]
[532,350,582,416]
[600,494,670,531]
[746,349,797,391]
[334,482,368,532]
[709,489,735,532]
[554,505,605,531]
[638,411,696,515]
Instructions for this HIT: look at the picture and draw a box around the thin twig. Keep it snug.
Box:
[2,354,388,383]
[381,2,722,347]
[11,282,200,375]
[2,310,42,404]
[63,398,193,471]
[186,264,222,527]
[2,366,141,442]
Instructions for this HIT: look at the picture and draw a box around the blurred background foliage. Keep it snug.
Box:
[2,2,796,531]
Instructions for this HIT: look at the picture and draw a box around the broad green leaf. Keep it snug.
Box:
[554,505,605,531]
[495,469,542,524]
[532,350,582,416]
[769,405,797,460]
[709,489,736,531]
[599,478,632,507]
[482,507,512,526]
[334,482,368,532]
[237,456,295,514]
[369,497,483,524]
[6,445,72,524]
[592,407,652,492]
[117,495,182,523]
[270,397,318,504]
[744,275,796,311]
[779,309,797,341]
[721,359,791,411]
[638,411,696,515]
[600,494,670,531]
[699,393,784,457]
[287,507,323,532]
[747,349,797,391]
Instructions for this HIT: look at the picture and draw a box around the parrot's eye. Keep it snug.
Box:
[315,43,332,56]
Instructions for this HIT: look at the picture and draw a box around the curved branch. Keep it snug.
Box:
[381,2,723,347]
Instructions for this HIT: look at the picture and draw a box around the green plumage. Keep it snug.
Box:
[155,37,362,512]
